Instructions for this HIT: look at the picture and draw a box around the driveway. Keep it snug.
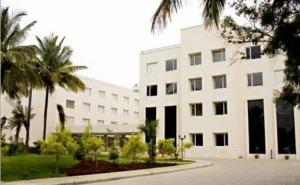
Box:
[88,159,300,185]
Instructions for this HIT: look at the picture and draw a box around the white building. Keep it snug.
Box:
[139,25,300,159]
[1,76,140,145]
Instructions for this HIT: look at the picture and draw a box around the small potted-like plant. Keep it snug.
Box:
[254,147,259,159]
[284,147,290,160]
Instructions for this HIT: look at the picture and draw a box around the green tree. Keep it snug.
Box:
[8,100,35,143]
[157,138,176,157]
[178,142,193,159]
[41,127,78,174]
[1,7,37,99]
[151,0,225,32]
[123,134,148,163]
[35,34,87,140]
[81,124,103,167]
[221,0,300,107]
[138,120,159,165]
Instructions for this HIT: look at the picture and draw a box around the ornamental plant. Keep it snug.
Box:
[157,138,176,157]
[123,134,148,163]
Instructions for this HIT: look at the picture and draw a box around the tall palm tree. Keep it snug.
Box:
[151,0,225,32]
[1,7,37,98]
[35,34,86,140]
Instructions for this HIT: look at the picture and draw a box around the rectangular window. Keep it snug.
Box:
[111,108,118,116]
[166,83,177,95]
[190,103,203,116]
[82,118,90,125]
[213,75,227,89]
[215,133,228,146]
[98,105,105,113]
[112,93,118,101]
[123,96,129,104]
[147,85,157,96]
[190,53,201,66]
[111,121,117,125]
[147,62,158,74]
[123,109,129,117]
[191,133,203,146]
[166,59,177,71]
[246,45,261,59]
[134,111,139,119]
[66,116,74,125]
[83,103,91,112]
[85,88,92,96]
[248,72,263,86]
[97,120,104,125]
[214,101,227,115]
[134,99,139,106]
[213,49,225,62]
[98,90,105,99]
[190,78,202,91]
[66,100,75,109]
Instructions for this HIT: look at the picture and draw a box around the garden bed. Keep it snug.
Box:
[65,160,176,176]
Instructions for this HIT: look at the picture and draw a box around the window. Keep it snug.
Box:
[191,134,203,146]
[66,116,74,125]
[124,96,129,104]
[122,122,128,125]
[97,120,104,125]
[213,49,225,62]
[66,100,75,109]
[147,85,157,96]
[98,105,105,113]
[246,45,261,59]
[82,118,90,125]
[111,121,117,125]
[134,99,139,106]
[123,109,129,117]
[190,53,201,65]
[190,103,203,116]
[190,78,202,91]
[166,83,177,95]
[214,133,228,146]
[147,62,158,74]
[112,94,118,101]
[166,59,177,71]
[248,72,263,86]
[213,75,227,89]
[111,108,118,116]
[85,88,92,96]
[134,112,139,119]
[83,103,91,112]
[214,101,227,115]
[98,90,105,99]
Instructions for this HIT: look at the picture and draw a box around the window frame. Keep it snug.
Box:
[147,62,158,74]
[247,72,263,86]
[213,75,227,89]
[165,82,177,95]
[190,53,202,66]
[191,133,203,146]
[83,102,91,112]
[190,78,202,91]
[214,101,228,115]
[147,85,158,96]
[165,59,177,71]
[214,133,229,146]
[246,45,261,59]
[212,49,226,62]
[66,100,75,109]
[190,103,203,116]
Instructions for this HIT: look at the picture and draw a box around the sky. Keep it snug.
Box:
[3,0,235,88]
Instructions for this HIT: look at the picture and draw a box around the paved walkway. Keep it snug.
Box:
[88,159,300,185]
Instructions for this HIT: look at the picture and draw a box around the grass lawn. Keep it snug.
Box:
[1,154,78,182]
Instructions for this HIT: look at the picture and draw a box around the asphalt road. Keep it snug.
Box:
[87,159,300,185]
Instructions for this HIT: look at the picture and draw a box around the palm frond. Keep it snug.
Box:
[202,0,225,28]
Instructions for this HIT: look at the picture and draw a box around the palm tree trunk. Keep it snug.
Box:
[43,86,49,140]
[26,86,32,147]
[16,125,21,143]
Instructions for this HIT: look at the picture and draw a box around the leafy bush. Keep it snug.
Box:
[157,138,176,157]
[27,140,42,154]
[2,143,26,156]
[108,147,120,164]
[178,142,193,159]
[123,134,148,163]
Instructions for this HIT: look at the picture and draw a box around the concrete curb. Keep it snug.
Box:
[3,160,213,185]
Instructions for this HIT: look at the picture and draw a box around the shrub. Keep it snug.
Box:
[2,143,26,156]
[108,147,120,164]
[178,142,193,159]
[157,138,176,157]
[27,140,42,154]
[123,134,148,163]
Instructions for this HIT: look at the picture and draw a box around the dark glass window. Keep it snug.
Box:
[190,103,202,116]
[214,102,227,115]
[147,85,157,96]
[276,102,296,154]
[215,133,228,146]
[213,49,226,62]
[166,59,177,71]
[248,99,266,154]
[246,46,261,59]
[190,78,202,91]
[248,72,263,86]
[166,83,177,95]
[191,53,201,65]
[191,134,203,146]
[213,75,227,89]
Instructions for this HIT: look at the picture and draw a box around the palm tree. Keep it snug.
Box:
[138,120,159,166]
[35,34,87,140]
[8,100,35,143]
[1,7,37,98]
[151,0,225,32]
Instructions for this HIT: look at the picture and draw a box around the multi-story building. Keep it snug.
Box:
[140,25,300,159]
[1,76,140,145]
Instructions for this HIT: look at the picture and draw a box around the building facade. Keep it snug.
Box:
[139,25,300,159]
[1,76,140,144]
